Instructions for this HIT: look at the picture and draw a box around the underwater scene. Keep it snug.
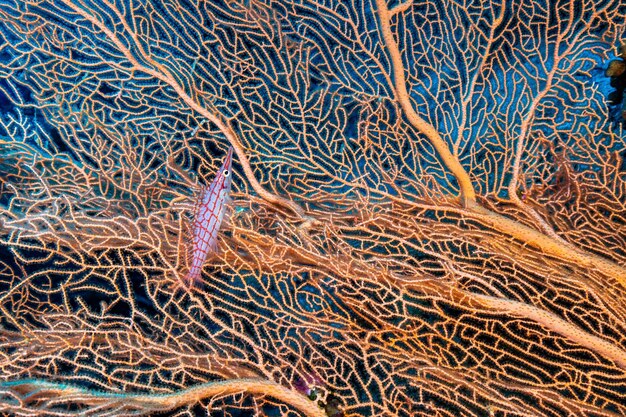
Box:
[0,0,625,416]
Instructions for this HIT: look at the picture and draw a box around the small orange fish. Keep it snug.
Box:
[184,147,234,287]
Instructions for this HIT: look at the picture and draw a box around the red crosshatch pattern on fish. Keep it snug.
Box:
[184,147,233,287]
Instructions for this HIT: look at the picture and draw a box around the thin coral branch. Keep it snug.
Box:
[389,0,414,17]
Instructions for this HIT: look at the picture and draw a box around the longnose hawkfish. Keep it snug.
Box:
[183,147,234,287]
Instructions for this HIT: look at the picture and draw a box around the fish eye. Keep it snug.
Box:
[223,170,229,177]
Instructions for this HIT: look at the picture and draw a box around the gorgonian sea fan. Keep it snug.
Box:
[0,0,625,416]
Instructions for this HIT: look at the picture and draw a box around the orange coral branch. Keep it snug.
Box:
[468,205,626,287]
[470,293,626,369]
[374,0,477,207]
[0,378,325,417]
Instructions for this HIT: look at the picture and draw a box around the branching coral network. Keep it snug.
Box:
[0,0,625,416]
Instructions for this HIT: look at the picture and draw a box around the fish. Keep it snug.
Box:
[183,147,234,287]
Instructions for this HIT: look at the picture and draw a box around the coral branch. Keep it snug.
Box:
[0,378,324,417]
[389,0,414,17]
[469,293,626,369]
[468,205,626,286]
[374,0,477,207]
